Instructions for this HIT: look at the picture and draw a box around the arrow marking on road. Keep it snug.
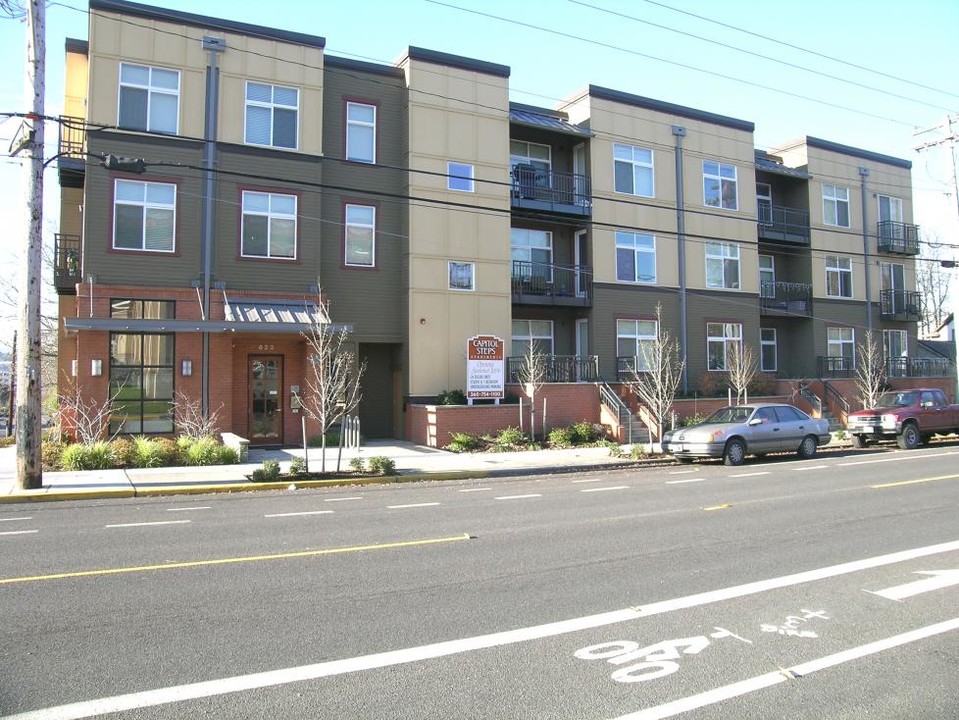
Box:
[867,569,959,601]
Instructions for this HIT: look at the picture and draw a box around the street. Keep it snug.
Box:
[2,443,958,718]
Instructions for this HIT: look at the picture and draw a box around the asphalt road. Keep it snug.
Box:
[1,441,958,719]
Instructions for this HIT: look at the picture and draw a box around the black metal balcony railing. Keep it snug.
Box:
[877,221,920,255]
[757,204,810,244]
[817,355,854,378]
[54,233,81,293]
[759,281,813,317]
[512,260,592,306]
[511,164,591,216]
[879,290,921,320]
[57,116,88,188]
[886,356,956,378]
[507,355,599,383]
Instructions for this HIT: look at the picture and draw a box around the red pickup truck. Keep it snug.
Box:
[846,388,959,449]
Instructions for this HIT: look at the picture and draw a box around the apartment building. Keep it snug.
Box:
[53,0,945,446]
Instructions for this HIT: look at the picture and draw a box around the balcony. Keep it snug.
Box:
[879,290,921,321]
[886,356,955,378]
[54,233,81,294]
[760,281,813,317]
[512,261,592,306]
[757,204,810,245]
[511,164,591,217]
[817,355,854,378]
[57,115,87,188]
[507,355,599,383]
[877,221,920,255]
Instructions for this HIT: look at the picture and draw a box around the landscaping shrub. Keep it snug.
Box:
[547,426,575,448]
[110,438,137,468]
[678,413,707,427]
[630,444,648,460]
[493,426,528,449]
[250,459,281,483]
[216,445,240,465]
[288,456,308,477]
[572,421,604,444]
[41,439,63,470]
[697,371,728,398]
[368,456,397,476]
[0,436,14,448]
[444,431,481,453]
[154,437,179,464]
[60,441,114,471]
[181,437,222,466]
[132,436,168,468]
[436,389,466,405]
[349,456,366,472]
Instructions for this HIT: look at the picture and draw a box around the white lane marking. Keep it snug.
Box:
[264,511,334,518]
[0,517,33,522]
[457,488,491,493]
[867,569,959,601]
[581,486,629,493]
[386,503,440,509]
[105,521,191,529]
[612,618,959,720]
[324,497,363,502]
[572,478,603,484]
[796,465,827,471]
[729,472,769,478]
[0,530,39,536]
[166,507,211,512]
[494,494,542,500]
[838,450,959,467]
[11,540,959,720]
[668,470,696,475]
[665,478,705,485]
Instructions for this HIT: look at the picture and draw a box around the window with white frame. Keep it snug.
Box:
[703,161,738,210]
[448,261,474,291]
[760,328,777,372]
[878,194,903,223]
[759,254,775,298]
[827,326,855,366]
[706,242,740,289]
[613,144,654,197]
[615,231,656,283]
[509,140,551,174]
[825,255,853,298]
[883,329,908,377]
[511,319,553,358]
[241,191,296,259]
[118,63,179,134]
[707,322,742,371]
[345,204,375,266]
[113,179,176,252]
[616,319,658,372]
[510,228,553,281]
[346,102,376,163]
[756,182,772,224]
[245,82,298,149]
[822,184,850,227]
[447,162,474,192]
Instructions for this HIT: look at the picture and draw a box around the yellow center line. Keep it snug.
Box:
[871,473,959,489]
[703,504,732,511]
[0,533,472,585]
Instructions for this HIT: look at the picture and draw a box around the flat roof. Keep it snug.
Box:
[398,46,510,78]
[775,136,912,170]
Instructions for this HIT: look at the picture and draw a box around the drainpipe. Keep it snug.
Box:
[672,125,688,394]
[201,36,225,418]
[859,166,872,335]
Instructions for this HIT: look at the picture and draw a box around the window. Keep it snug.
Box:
[510,140,551,174]
[822,184,850,227]
[759,255,775,298]
[613,144,654,197]
[241,191,296,259]
[825,256,853,298]
[616,319,657,372]
[616,232,656,283]
[511,228,553,281]
[109,300,175,435]
[113,179,176,252]
[345,204,375,267]
[707,322,742,371]
[756,183,772,224]
[881,262,906,314]
[884,329,908,377]
[511,319,553,358]
[760,328,777,372]
[827,327,855,371]
[245,82,298,149]
[705,242,740,289]
[346,102,376,163]
[449,261,474,291]
[878,195,903,223]
[118,63,179,134]
[703,161,738,210]
[447,162,474,192]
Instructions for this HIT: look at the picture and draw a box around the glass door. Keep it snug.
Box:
[249,355,283,443]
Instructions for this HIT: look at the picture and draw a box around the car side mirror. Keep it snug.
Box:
[748,418,763,426]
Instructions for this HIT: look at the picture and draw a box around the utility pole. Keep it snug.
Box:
[15,0,44,489]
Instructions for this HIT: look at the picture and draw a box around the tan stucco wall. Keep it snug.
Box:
[64,46,88,119]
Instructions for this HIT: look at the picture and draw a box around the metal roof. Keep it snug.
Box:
[225,298,326,326]
[755,156,812,180]
[509,108,592,137]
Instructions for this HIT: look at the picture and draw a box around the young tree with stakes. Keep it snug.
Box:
[854,330,887,410]
[726,341,759,405]
[515,339,549,441]
[627,304,685,445]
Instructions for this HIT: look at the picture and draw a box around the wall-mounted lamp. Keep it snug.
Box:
[91,359,102,376]
[71,360,77,377]
[181,359,193,377]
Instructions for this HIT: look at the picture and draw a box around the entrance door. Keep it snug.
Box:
[249,356,283,444]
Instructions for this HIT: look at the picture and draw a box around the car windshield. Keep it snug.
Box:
[703,406,753,424]
[877,391,918,408]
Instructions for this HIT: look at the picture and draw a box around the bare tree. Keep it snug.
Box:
[854,330,887,410]
[171,390,224,440]
[627,304,685,445]
[917,235,953,337]
[726,341,759,404]
[294,295,365,472]
[515,339,549,441]
[56,377,119,445]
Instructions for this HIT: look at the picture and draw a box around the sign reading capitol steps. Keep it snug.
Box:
[466,335,505,402]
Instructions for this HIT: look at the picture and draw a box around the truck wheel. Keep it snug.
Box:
[797,435,818,459]
[897,422,920,450]
[723,438,746,466]
[853,434,868,449]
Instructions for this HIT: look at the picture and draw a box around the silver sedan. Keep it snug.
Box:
[661,403,831,466]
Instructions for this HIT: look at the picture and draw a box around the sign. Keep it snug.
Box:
[466,335,505,401]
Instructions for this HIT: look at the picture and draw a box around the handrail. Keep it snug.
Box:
[822,380,849,425]
[798,381,823,417]
[599,380,640,444]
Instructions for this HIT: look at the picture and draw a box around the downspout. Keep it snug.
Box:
[672,125,688,394]
[859,166,872,335]
[201,36,225,418]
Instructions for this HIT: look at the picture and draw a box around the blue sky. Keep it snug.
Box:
[1,0,957,342]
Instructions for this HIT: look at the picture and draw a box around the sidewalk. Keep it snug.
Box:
[0,441,644,503]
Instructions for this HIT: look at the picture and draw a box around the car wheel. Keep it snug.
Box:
[853,434,868,449]
[797,434,818,459]
[897,422,920,450]
[723,438,746,466]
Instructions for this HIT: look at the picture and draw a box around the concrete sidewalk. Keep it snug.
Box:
[0,441,643,503]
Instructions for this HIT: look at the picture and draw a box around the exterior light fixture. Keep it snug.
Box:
[91,359,102,376]
[181,359,193,377]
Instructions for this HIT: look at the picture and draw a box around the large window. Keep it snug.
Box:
[241,191,296,259]
[511,319,553,358]
[617,319,658,372]
[825,255,853,298]
[510,140,551,174]
[109,300,175,435]
[616,231,656,283]
[760,328,777,372]
[703,161,738,210]
[345,204,375,267]
[878,195,903,223]
[823,184,850,227]
[113,179,176,252]
[511,228,553,280]
[759,255,775,298]
[705,242,740,289]
[707,322,742,371]
[884,329,908,377]
[346,102,376,163]
[613,144,654,197]
[118,63,179,134]
[245,82,298,149]
[827,326,855,365]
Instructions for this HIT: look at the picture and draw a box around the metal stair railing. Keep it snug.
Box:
[599,381,646,444]
[822,380,850,427]
[798,381,823,418]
